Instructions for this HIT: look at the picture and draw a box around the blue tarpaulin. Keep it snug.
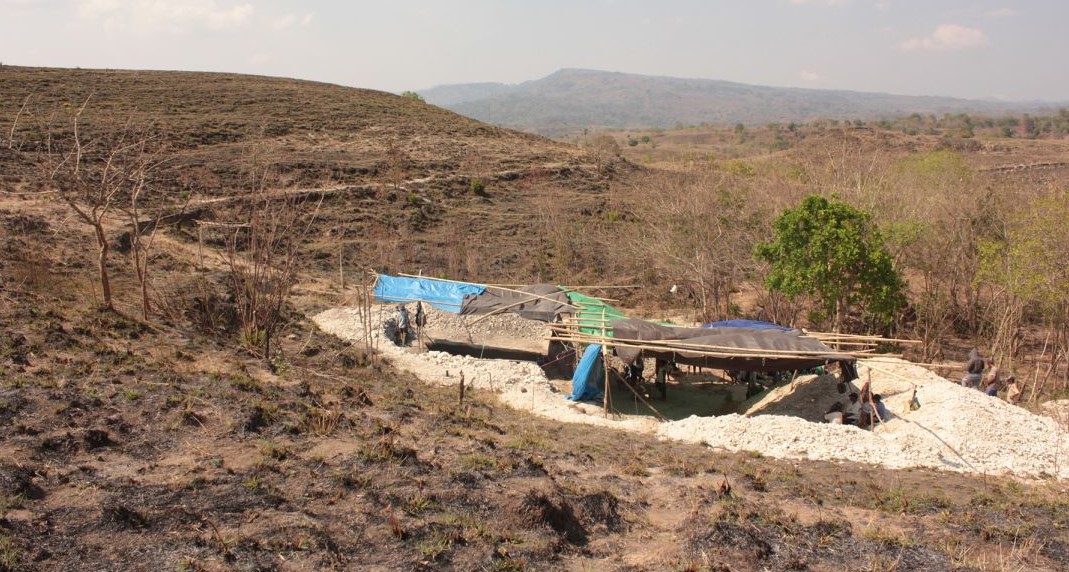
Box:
[373,275,485,312]
[703,319,793,332]
[567,344,604,402]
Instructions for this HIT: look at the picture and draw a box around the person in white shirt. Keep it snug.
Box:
[824,401,845,424]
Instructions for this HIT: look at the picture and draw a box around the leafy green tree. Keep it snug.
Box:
[755,195,906,332]
[400,90,425,102]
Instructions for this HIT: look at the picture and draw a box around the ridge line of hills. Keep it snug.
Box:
[419,68,1068,136]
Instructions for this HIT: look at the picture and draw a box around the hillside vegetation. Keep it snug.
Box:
[2,66,1069,570]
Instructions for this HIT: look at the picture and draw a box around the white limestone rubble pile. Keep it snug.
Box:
[314,306,1069,480]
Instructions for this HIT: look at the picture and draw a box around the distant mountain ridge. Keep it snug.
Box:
[420,68,1061,136]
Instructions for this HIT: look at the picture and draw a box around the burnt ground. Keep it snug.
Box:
[2,203,1069,572]
[3,67,1069,571]
[4,292,1069,572]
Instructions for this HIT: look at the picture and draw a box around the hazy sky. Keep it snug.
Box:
[2,0,1066,102]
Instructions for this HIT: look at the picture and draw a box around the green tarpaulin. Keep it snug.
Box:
[563,290,629,336]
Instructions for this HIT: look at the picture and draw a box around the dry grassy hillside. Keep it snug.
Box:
[3,67,1069,571]
[1,66,625,285]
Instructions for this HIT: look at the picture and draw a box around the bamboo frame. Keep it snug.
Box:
[561,284,642,290]
[548,327,890,360]
[370,273,928,413]
[554,320,901,346]
[548,337,897,362]
[808,332,921,345]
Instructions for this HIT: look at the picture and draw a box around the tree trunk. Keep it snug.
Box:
[834,297,846,333]
[139,259,150,320]
[94,222,113,310]
[264,325,273,372]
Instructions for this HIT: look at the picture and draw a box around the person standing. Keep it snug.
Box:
[396,304,412,346]
[414,301,427,345]
[961,348,985,389]
[654,359,673,401]
[1005,375,1023,404]
[984,367,1001,397]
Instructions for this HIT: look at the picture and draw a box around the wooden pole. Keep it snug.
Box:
[561,284,642,290]
[338,249,344,289]
[808,332,922,345]
[617,372,669,421]
[602,343,611,416]
[559,316,615,324]
[803,340,893,348]
[553,321,893,348]
[547,328,892,359]
[466,296,542,326]
[397,272,577,309]
[546,336,903,362]
[363,275,376,367]
[484,283,641,290]
[601,306,611,416]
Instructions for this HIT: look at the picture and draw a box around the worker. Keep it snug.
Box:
[624,359,645,389]
[414,301,427,345]
[1005,375,1023,404]
[961,348,985,389]
[654,358,673,401]
[844,392,861,425]
[871,394,889,424]
[396,304,412,346]
[984,367,1001,397]
[824,401,845,424]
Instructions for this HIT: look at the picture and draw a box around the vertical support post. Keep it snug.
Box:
[338,249,344,289]
[601,306,611,416]
[602,343,611,416]
[458,370,466,405]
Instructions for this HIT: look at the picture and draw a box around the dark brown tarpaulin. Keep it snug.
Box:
[611,318,855,372]
[459,284,573,322]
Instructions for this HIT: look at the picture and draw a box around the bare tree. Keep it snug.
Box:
[225,177,323,368]
[586,134,621,175]
[7,93,33,150]
[46,97,164,311]
[626,168,762,322]
[123,157,184,320]
[382,144,410,193]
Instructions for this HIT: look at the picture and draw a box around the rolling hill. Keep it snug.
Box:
[0,65,618,283]
[420,68,1061,136]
